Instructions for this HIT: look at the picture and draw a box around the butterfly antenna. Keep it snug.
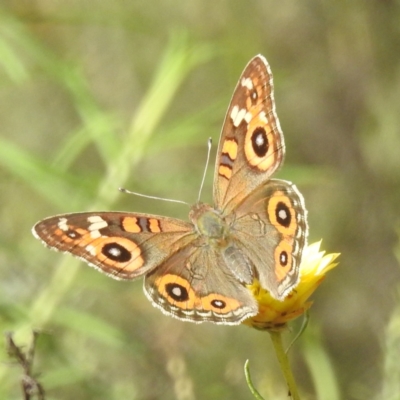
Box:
[119,188,190,207]
[197,137,212,202]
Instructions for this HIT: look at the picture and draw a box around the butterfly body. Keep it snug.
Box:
[33,55,308,325]
[190,202,227,241]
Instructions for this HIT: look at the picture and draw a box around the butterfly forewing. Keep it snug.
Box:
[33,212,196,280]
[213,55,285,214]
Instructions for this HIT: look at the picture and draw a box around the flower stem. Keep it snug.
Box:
[269,330,301,400]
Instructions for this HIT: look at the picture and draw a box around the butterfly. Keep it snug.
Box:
[33,55,308,325]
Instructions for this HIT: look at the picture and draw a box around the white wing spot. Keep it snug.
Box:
[278,209,288,221]
[90,230,102,239]
[172,286,182,297]
[88,216,105,223]
[241,77,253,90]
[244,111,252,123]
[87,215,108,231]
[86,244,96,255]
[255,132,265,147]
[107,246,122,258]
[233,108,247,127]
[230,105,239,123]
[259,111,268,123]
[58,218,69,231]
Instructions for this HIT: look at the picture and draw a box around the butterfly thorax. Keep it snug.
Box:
[189,202,229,245]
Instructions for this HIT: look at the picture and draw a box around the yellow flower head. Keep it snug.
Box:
[243,241,339,331]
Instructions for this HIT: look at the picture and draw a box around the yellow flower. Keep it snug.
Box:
[243,241,339,331]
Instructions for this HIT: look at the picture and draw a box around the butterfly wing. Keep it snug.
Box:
[144,245,258,324]
[225,179,308,300]
[32,212,196,280]
[213,55,285,214]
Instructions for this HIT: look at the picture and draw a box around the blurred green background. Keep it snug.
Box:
[1,1,400,399]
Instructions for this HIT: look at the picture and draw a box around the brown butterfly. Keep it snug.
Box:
[33,55,308,325]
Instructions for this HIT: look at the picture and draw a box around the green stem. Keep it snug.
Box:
[244,360,265,400]
[269,331,301,400]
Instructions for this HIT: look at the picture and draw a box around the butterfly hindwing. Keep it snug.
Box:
[228,179,308,300]
[144,245,258,324]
